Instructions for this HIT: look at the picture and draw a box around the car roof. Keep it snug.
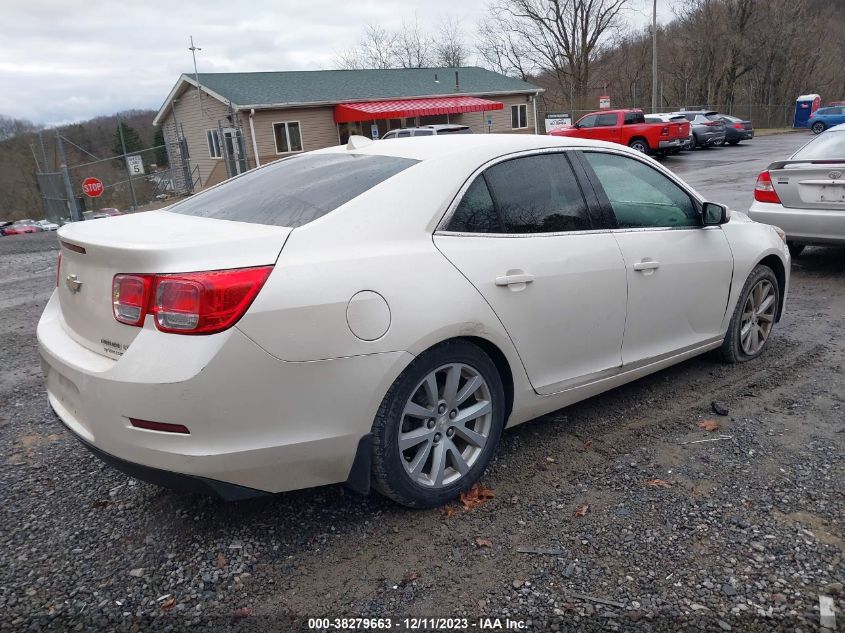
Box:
[319,133,641,163]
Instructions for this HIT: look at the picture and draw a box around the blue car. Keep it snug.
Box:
[807,106,845,134]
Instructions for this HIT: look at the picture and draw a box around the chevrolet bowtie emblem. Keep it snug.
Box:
[65,274,83,293]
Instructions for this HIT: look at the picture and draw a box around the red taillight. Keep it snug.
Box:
[113,274,153,326]
[660,126,669,136]
[129,418,190,434]
[56,253,62,287]
[704,121,720,127]
[733,123,744,129]
[754,171,781,204]
[111,266,273,335]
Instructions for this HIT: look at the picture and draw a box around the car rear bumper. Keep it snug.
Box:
[748,201,845,244]
[37,291,412,495]
[658,139,684,149]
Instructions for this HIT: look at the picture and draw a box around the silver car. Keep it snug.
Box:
[672,110,727,148]
[749,123,845,257]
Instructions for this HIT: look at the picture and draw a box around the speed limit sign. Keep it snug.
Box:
[126,154,145,175]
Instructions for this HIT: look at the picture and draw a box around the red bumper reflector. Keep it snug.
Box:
[60,240,87,254]
[129,418,190,434]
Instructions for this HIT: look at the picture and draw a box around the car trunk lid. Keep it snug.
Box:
[768,160,845,210]
[56,211,290,359]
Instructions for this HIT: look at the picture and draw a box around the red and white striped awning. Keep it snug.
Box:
[334,96,504,123]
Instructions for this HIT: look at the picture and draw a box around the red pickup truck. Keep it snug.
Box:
[549,109,689,155]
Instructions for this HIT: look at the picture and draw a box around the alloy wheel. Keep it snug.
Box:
[398,363,492,488]
[739,279,776,355]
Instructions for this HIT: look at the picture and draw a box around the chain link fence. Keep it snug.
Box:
[34,129,197,225]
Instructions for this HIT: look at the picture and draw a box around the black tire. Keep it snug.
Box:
[717,138,727,146]
[728,139,740,145]
[812,122,826,134]
[787,242,805,258]
[371,340,505,508]
[628,138,650,154]
[719,265,780,363]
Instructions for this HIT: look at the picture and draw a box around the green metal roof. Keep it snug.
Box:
[192,67,541,107]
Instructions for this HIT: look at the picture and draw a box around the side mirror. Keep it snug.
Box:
[701,202,729,225]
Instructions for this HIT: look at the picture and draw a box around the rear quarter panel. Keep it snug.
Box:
[234,153,532,402]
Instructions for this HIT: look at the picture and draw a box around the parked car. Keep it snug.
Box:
[715,114,754,145]
[550,109,689,155]
[90,208,124,220]
[672,111,727,148]
[36,219,60,231]
[0,221,13,236]
[645,113,694,152]
[806,106,845,134]
[382,124,471,139]
[749,122,845,257]
[3,220,42,235]
[40,134,789,508]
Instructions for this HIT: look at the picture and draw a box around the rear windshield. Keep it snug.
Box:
[792,130,845,160]
[168,153,418,227]
[705,114,722,121]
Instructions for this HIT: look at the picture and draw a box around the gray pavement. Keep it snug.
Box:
[663,132,812,212]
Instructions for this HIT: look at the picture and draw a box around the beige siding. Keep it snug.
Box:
[240,107,338,168]
[451,94,537,134]
[159,85,231,189]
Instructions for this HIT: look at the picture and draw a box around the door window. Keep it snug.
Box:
[577,114,598,128]
[583,152,699,229]
[447,153,591,234]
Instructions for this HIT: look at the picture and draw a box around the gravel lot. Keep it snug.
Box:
[1,133,843,632]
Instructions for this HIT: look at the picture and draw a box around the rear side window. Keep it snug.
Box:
[168,153,418,227]
[448,177,499,233]
[447,153,591,234]
[438,126,471,134]
[414,129,434,136]
[596,113,617,127]
[792,131,845,160]
[624,112,645,124]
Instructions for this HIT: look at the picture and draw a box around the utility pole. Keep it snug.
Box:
[117,116,139,211]
[651,0,658,113]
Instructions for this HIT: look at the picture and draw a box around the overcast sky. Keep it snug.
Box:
[0,0,676,126]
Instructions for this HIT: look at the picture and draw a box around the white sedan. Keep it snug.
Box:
[38,134,790,508]
[749,122,845,257]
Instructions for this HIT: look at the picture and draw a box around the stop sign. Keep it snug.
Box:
[82,177,104,197]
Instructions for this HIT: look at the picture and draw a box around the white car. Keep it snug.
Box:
[36,220,60,231]
[38,134,790,508]
[749,122,845,257]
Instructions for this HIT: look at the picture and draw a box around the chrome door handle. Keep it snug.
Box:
[632,260,660,271]
[495,273,535,286]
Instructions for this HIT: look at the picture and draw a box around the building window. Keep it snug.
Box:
[273,121,303,154]
[206,130,221,159]
[511,104,528,129]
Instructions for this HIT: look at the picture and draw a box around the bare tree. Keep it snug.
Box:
[394,16,432,68]
[477,16,533,80]
[434,18,470,67]
[478,0,630,105]
[334,25,398,70]
[0,115,38,142]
